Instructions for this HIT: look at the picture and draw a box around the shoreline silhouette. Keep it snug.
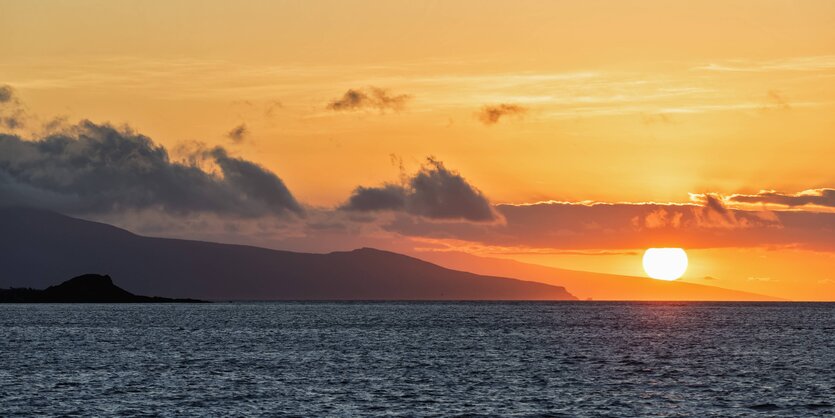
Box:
[0,274,206,303]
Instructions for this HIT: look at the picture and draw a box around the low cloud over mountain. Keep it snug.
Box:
[383,197,834,252]
[341,157,497,222]
[0,121,302,217]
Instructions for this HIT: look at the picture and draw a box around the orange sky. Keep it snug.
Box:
[1,0,833,300]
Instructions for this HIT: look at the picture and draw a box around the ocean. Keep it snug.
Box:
[1,302,833,416]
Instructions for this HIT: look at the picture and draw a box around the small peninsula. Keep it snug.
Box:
[0,274,206,303]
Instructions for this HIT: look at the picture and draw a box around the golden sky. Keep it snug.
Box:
[1,0,834,300]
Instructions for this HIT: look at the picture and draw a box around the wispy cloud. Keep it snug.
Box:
[728,189,835,209]
[695,56,835,72]
[476,103,527,125]
[0,85,27,130]
[226,123,249,143]
[326,87,411,112]
[764,90,791,110]
[4,55,833,128]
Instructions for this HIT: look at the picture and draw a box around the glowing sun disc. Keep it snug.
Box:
[642,248,688,281]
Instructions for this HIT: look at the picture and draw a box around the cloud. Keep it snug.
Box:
[226,123,249,143]
[695,56,835,72]
[641,113,674,125]
[0,85,26,130]
[206,146,301,214]
[383,196,835,252]
[2,85,832,256]
[342,157,497,222]
[693,194,744,228]
[747,276,776,282]
[342,184,407,212]
[326,87,411,112]
[0,120,302,217]
[728,189,835,208]
[264,100,283,117]
[477,104,527,125]
[640,208,683,229]
[764,90,791,110]
[0,85,14,103]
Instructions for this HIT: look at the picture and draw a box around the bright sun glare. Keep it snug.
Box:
[642,248,688,281]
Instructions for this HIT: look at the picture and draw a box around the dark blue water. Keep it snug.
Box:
[1,302,834,416]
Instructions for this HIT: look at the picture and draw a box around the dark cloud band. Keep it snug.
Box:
[0,120,302,217]
[341,157,497,222]
[729,189,835,208]
[383,197,834,252]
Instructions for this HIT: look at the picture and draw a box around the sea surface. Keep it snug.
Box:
[1,302,834,417]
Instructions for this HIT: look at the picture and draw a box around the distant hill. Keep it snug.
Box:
[0,207,575,301]
[415,251,784,301]
[0,274,205,303]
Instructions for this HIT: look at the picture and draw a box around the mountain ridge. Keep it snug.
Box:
[413,250,785,301]
[0,207,575,301]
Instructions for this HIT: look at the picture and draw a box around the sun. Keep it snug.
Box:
[642,248,688,281]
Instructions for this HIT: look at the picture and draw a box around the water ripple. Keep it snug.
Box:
[0,302,833,416]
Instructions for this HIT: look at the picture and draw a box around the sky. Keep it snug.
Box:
[1,0,834,300]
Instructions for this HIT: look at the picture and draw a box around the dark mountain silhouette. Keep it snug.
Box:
[0,207,575,300]
[0,274,205,303]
